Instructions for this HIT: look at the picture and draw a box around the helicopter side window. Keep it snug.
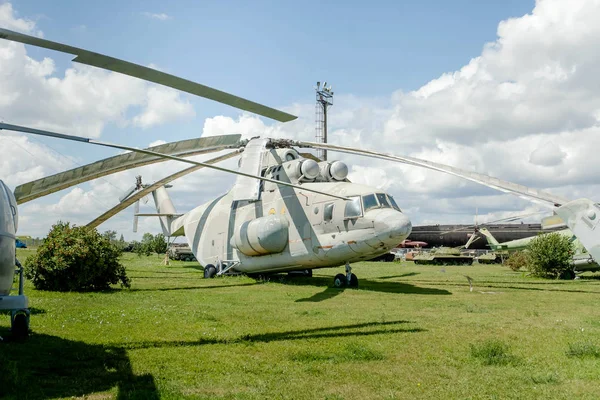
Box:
[387,195,401,212]
[362,194,379,212]
[376,193,391,208]
[344,197,362,219]
[324,203,334,222]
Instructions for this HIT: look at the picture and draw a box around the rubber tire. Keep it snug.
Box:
[12,312,29,340]
[349,273,359,288]
[560,270,575,280]
[333,273,347,288]
[204,264,217,279]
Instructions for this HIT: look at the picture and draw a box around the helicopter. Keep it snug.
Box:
[1,26,600,317]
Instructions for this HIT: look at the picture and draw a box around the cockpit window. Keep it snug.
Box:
[376,193,391,208]
[344,197,362,218]
[387,195,401,212]
[362,194,379,212]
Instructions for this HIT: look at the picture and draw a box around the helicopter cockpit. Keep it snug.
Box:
[344,193,402,219]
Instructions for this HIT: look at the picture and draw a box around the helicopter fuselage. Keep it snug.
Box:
[174,181,411,273]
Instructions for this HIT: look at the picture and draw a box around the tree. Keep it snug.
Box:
[527,233,575,279]
[103,230,117,242]
[152,233,168,255]
[140,233,154,256]
[24,221,130,291]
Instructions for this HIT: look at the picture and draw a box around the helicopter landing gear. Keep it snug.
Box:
[333,262,358,288]
[11,310,30,340]
[203,264,217,278]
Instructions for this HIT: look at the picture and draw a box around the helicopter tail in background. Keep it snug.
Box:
[150,186,178,237]
[477,228,502,250]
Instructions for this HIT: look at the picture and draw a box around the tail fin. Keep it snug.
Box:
[151,186,177,237]
[555,199,600,262]
[478,228,501,250]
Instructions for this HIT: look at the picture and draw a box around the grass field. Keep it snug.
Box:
[2,250,600,399]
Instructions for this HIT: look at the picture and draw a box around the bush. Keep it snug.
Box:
[527,233,574,279]
[24,221,130,291]
[505,251,531,271]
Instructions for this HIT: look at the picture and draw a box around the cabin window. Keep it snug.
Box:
[362,194,379,212]
[344,197,362,218]
[376,193,391,208]
[387,195,401,212]
[324,203,334,221]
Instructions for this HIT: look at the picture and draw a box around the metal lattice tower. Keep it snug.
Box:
[315,82,333,161]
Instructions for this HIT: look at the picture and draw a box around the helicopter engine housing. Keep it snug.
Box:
[232,215,289,256]
[0,180,17,296]
[283,159,320,182]
[317,161,348,182]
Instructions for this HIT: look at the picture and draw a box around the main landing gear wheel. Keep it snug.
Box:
[349,273,359,288]
[204,264,217,279]
[11,311,29,340]
[333,274,346,288]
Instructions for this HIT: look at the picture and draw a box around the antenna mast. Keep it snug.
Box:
[315,81,334,161]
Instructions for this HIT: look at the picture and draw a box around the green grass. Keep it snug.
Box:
[1,249,600,399]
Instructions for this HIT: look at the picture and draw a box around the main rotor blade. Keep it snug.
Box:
[0,123,242,204]
[87,151,239,229]
[296,141,570,207]
[0,28,297,123]
[0,124,349,201]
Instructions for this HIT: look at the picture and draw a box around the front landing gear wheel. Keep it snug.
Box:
[204,264,217,279]
[333,273,346,288]
[11,312,29,340]
[349,273,359,288]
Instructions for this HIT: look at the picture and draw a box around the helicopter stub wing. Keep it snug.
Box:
[295,141,570,208]
[86,150,240,229]
[0,28,297,123]
[0,122,242,204]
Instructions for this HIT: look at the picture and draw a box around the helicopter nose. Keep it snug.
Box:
[374,211,412,240]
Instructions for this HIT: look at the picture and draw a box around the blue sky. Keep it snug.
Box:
[15,0,533,138]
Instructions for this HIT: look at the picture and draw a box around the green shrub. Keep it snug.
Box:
[566,341,600,358]
[505,251,531,271]
[24,221,130,291]
[527,233,574,279]
[470,339,519,366]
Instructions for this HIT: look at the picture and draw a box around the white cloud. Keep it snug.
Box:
[132,87,195,129]
[529,141,566,167]
[142,12,173,21]
[0,3,41,36]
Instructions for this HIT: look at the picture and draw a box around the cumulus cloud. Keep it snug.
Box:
[529,141,566,167]
[0,4,194,137]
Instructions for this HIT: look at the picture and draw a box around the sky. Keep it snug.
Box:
[2,0,599,240]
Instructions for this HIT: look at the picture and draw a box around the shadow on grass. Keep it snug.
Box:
[127,282,258,292]
[124,320,424,350]
[376,272,421,280]
[289,276,450,302]
[0,332,158,400]
[407,280,600,294]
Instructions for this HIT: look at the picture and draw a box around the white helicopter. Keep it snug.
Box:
[2,28,600,337]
